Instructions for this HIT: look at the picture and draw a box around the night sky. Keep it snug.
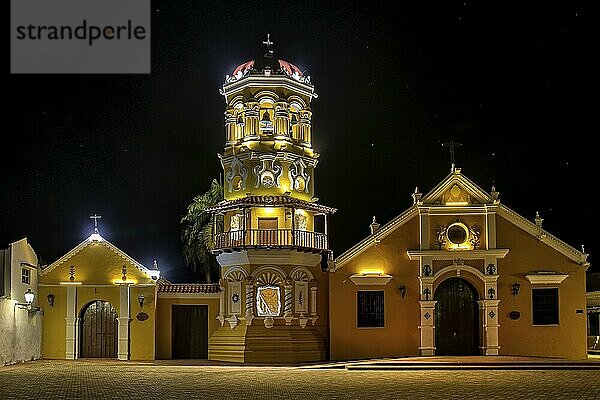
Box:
[4,1,595,281]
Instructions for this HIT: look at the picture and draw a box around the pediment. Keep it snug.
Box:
[420,168,494,206]
[40,234,159,285]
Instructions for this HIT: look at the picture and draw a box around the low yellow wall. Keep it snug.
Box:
[39,286,67,359]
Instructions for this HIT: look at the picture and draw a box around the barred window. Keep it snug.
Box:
[357,290,384,327]
[532,288,559,325]
[21,268,30,285]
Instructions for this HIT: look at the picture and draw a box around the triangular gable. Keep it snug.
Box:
[40,234,159,280]
[497,204,588,266]
[333,206,418,271]
[420,168,493,206]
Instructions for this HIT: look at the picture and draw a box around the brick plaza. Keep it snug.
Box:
[2,359,600,399]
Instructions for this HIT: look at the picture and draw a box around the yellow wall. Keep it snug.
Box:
[155,297,220,359]
[39,241,157,360]
[38,285,67,359]
[495,216,587,360]
[130,286,157,360]
[329,217,420,360]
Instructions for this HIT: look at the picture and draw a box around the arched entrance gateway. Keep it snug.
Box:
[434,278,479,355]
[80,300,118,358]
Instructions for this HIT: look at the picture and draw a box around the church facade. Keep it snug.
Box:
[31,41,590,362]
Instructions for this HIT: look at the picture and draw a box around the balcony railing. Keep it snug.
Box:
[214,229,328,252]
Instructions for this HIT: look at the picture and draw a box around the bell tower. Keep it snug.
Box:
[207,36,335,363]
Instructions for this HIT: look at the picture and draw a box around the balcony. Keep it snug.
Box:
[213,229,328,253]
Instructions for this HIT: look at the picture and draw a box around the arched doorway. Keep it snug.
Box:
[434,278,479,355]
[80,300,118,358]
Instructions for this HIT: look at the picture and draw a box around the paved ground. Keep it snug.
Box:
[2,359,600,400]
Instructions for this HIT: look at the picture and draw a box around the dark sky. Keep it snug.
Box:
[3,0,596,281]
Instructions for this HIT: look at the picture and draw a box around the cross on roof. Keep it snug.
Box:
[262,33,273,49]
[442,140,463,171]
[90,214,102,234]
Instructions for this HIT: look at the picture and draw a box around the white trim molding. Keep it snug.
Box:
[525,272,569,285]
[349,273,393,286]
[407,249,509,261]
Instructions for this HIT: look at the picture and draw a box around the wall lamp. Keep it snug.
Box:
[398,285,406,299]
[16,288,40,312]
[47,293,55,307]
[512,282,521,297]
[138,293,145,308]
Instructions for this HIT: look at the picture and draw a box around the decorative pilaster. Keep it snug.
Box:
[418,300,437,356]
[117,284,131,360]
[217,278,226,326]
[477,299,500,355]
[244,276,254,326]
[418,208,430,250]
[309,279,318,326]
[284,277,294,325]
[65,285,77,360]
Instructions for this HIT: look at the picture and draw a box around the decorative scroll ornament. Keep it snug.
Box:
[435,225,447,249]
[486,263,496,275]
[253,155,282,188]
[469,225,481,249]
[225,157,248,192]
[288,158,311,193]
[69,265,76,281]
[121,265,128,281]
[488,288,496,299]
[488,310,496,319]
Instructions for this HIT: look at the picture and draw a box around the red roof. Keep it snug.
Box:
[157,279,220,294]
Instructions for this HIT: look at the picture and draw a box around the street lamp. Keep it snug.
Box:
[16,288,40,311]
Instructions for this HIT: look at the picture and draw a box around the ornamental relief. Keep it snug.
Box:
[288,158,311,193]
[435,220,481,250]
[225,157,248,192]
[253,155,282,189]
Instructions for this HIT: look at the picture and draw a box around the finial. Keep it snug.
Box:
[370,216,380,235]
[582,244,586,254]
[263,34,274,58]
[534,211,543,228]
[90,214,102,234]
[412,187,423,205]
[153,259,159,270]
[442,140,462,171]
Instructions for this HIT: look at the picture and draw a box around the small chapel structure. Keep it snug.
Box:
[32,38,590,362]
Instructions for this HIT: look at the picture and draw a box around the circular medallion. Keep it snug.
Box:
[294,176,305,191]
[136,312,149,322]
[450,184,461,198]
[261,172,275,188]
[447,222,469,245]
[232,176,243,191]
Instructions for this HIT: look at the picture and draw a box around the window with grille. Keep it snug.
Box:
[532,288,559,325]
[21,268,30,284]
[357,290,384,327]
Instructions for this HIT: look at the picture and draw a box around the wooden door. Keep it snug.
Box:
[80,300,118,358]
[258,218,278,245]
[434,278,479,355]
[172,305,208,359]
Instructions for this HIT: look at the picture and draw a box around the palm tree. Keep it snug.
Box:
[181,179,223,283]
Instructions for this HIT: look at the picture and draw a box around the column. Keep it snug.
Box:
[418,300,437,356]
[485,207,497,249]
[284,278,293,325]
[477,299,500,355]
[244,276,254,326]
[217,278,226,326]
[65,285,77,360]
[117,284,131,360]
[419,209,429,250]
[309,279,318,325]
